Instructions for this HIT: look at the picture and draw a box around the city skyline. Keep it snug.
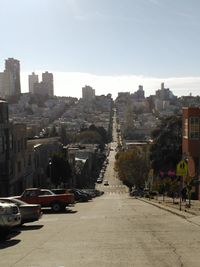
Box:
[1,0,200,98]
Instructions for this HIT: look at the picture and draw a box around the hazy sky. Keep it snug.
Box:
[1,0,200,98]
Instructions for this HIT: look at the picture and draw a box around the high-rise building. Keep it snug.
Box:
[82,85,95,101]
[42,71,54,97]
[29,72,39,94]
[0,71,15,99]
[5,58,21,95]
[33,81,49,96]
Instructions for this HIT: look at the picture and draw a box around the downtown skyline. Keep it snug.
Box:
[1,0,200,98]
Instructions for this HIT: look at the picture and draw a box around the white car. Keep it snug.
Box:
[97,178,103,183]
[0,201,21,239]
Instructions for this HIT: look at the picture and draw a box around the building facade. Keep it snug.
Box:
[82,85,95,101]
[29,71,54,97]
[42,71,54,97]
[33,81,49,96]
[29,72,39,94]
[5,58,21,95]
[0,100,10,195]
[0,58,21,99]
[182,107,200,199]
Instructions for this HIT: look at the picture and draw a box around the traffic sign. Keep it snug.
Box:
[176,160,188,176]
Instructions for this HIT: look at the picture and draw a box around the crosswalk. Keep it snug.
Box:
[96,184,127,188]
[103,191,128,195]
[96,184,129,197]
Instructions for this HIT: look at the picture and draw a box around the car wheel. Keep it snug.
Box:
[0,227,10,241]
[51,202,62,212]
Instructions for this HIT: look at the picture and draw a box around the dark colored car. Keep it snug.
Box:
[68,189,89,202]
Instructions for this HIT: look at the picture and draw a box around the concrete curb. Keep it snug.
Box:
[139,197,194,219]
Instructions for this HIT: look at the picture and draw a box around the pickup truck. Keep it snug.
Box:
[16,188,75,212]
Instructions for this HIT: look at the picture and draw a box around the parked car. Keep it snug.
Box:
[80,189,96,198]
[82,188,104,197]
[104,180,109,186]
[15,188,75,212]
[76,189,92,200]
[97,178,103,183]
[0,198,42,224]
[51,188,69,194]
[0,201,21,239]
[68,189,89,202]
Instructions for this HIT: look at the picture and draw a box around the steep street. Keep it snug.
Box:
[2,191,200,266]
[2,111,200,267]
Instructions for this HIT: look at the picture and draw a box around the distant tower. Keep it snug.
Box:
[42,71,54,97]
[5,58,21,95]
[28,72,38,94]
[82,85,95,101]
[138,85,145,99]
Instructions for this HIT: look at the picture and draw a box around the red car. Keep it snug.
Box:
[16,188,75,212]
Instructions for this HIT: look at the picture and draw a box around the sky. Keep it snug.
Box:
[1,0,200,99]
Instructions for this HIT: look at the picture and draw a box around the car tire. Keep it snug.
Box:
[51,202,62,212]
[0,227,10,241]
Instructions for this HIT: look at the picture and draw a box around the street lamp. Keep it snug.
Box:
[48,158,52,185]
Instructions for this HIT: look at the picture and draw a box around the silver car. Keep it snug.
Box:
[0,201,21,239]
[0,198,42,224]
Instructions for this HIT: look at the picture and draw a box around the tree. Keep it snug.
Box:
[48,153,71,187]
[150,115,182,174]
[49,125,57,137]
[76,130,102,144]
[88,124,108,143]
[115,149,149,188]
[59,125,71,145]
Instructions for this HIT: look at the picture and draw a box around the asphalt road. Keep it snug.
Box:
[2,186,200,267]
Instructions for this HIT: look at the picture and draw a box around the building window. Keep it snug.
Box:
[17,161,21,173]
[189,117,199,139]
[9,134,13,150]
[0,136,4,153]
[17,140,20,152]
[28,155,32,166]
[183,118,188,138]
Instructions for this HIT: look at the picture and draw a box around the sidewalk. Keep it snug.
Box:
[139,195,200,219]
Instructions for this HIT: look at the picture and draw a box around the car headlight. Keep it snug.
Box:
[0,206,11,214]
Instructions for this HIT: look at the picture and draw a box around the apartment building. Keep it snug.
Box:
[182,107,200,199]
[0,100,10,195]
[29,72,39,94]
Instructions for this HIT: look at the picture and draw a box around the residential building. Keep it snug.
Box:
[0,100,10,196]
[132,85,145,100]
[29,72,39,94]
[182,107,200,199]
[82,85,95,101]
[42,71,54,97]
[33,81,49,96]
[9,123,28,194]
[27,137,62,188]
[5,58,21,95]
[0,71,15,99]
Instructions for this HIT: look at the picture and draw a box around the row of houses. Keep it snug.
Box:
[0,100,106,196]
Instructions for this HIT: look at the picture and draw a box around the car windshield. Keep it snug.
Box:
[40,190,54,195]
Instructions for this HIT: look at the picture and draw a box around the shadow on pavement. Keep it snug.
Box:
[65,209,77,214]
[0,228,21,246]
[0,239,21,249]
[19,225,44,231]
[42,208,77,214]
